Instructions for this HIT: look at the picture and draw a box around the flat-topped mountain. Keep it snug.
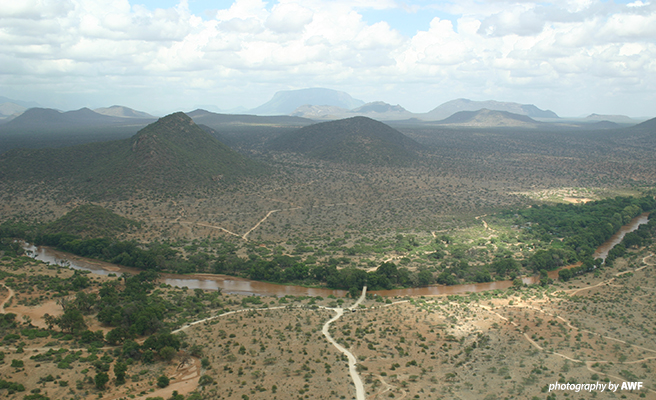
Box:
[585,113,635,124]
[187,109,313,127]
[289,101,413,121]
[269,116,420,166]
[0,112,264,198]
[250,88,365,115]
[425,98,558,121]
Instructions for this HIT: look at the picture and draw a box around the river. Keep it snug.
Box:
[22,212,649,298]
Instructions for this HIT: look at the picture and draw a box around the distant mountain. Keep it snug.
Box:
[290,101,413,121]
[0,96,39,109]
[606,116,656,148]
[0,103,26,119]
[630,116,656,131]
[249,88,365,115]
[0,112,264,198]
[269,116,420,166]
[425,98,558,120]
[187,109,313,127]
[584,114,635,124]
[289,105,351,120]
[436,109,541,128]
[1,107,127,129]
[94,105,155,119]
[586,121,620,129]
[351,102,408,114]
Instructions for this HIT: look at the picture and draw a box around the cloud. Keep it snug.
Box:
[0,0,654,116]
[265,3,313,33]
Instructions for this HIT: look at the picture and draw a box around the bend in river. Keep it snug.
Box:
[22,212,650,298]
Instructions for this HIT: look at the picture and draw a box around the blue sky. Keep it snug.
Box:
[0,0,654,117]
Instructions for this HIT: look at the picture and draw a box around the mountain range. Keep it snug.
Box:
[0,88,647,131]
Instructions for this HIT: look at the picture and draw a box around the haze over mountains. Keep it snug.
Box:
[248,88,365,115]
[1,88,647,126]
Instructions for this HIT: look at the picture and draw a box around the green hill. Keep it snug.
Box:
[0,112,265,198]
[268,116,421,166]
[43,204,141,238]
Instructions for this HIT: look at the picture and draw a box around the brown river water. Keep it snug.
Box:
[23,212,649,297]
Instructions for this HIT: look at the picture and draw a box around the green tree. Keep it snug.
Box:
[114,361,128,384]
[94,372,109,390]
[558,268,573,282]
[159,346,176,362]
[56,308,87,334]
[157,375,170,388]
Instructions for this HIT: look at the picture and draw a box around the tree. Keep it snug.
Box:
[114,361,128,384]
[558,268,573,282]
[159,346,176,362]
[56,308,87,334]
[417,270,433,286]
[157,375,170,388]
[94,372,109,390]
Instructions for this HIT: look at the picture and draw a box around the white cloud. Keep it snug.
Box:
[0,0,654,116]
[265,3,313,33]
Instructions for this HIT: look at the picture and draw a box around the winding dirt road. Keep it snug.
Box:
[321,286,367,400]
[0,283,14,313]
[174,287,369,400]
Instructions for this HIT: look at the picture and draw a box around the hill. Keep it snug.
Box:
[0,102,26,120]
[585,113,635,124]
[436,109,541,128]
[187,109,313,127]
[351,101,408,114]
[0,108,158,154]
[290,101,413,121]
[425,98,558,120]
[94,105,155,119]
[268,116,420,165]
[1,107,126,129]
[0,112,265,198]
[630,116,656,132]
[289,105,351,120]
[43,204,141,238]
[249,88,365,115]
[0,96,39,109]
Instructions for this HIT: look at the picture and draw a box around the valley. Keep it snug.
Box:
[0,109,655,400]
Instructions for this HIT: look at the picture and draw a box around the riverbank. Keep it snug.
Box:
[22,211,649,299]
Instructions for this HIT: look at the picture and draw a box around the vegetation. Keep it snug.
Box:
[269,116,420,166]
[0,113,266,199]
[42,204,141,238]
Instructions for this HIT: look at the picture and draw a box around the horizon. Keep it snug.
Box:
[1,0,655,118]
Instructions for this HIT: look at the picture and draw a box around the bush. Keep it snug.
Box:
[198,375,214,386]
[157,375,169,388]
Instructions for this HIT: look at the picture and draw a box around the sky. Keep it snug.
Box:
[0,0,655,117]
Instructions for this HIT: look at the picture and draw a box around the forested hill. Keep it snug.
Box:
[42,204,142,238]
[268,116,421,166]
[0,112,266,198]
